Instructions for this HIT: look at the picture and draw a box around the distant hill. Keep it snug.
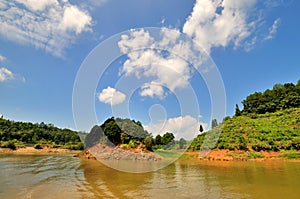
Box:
[0,118,83,150]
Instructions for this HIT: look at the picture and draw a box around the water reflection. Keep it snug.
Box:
[0,155,299,199]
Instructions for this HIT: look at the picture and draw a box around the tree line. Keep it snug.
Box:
[0,117,83,150]
[236,80,300,115]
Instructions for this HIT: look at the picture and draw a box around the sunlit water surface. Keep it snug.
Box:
[0,154,299,199]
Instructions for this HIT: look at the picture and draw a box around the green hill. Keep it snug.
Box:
[190,108,300,152]
[190,79,300,153]
[0,117,83,150]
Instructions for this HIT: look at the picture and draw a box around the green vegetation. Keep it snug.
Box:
[0,118,83,150]
[84,117,151,149]
[190,79,300,154]
[279,152,300,159]
[190,108,300,152]
[226,151,266,159]
[84,117,185,151]
[240,80,300,115]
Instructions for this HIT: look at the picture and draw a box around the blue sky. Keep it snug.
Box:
[0,0,299,139]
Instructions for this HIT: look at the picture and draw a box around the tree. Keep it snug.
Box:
[199,124,204,133]
[155,134,162,145]
[178,138,187,149]
[144,136,153,151]
[211,119,218,129]
[235,104,242,116]
[162,132,175,145]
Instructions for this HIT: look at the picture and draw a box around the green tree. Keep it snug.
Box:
[211,119,218,129]
[178,138,187,149]
[162,132,175,145]
[199,124,204,133]
[155,134,162,145]
[144,136,153,151]
[235,104,242,116]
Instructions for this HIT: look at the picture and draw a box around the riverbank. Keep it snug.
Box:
[0,146,81,155]
[183,150,300,162]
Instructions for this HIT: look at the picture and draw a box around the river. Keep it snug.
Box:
[0,154,299,199]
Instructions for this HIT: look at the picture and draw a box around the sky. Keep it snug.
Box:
[0,0,299,140]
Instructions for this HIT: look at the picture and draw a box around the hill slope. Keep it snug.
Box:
[190,108,300,152]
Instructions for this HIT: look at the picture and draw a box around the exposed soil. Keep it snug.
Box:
[184,150,300,162]
[76,143,163,161]
[0,146,81,155]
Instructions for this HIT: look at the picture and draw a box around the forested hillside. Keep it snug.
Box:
[190,80,300,152]
[0,118,83,150]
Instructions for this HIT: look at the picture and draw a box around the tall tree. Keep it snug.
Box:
[211,119,218,129]
[178,138,187,149]
[235,104,242,116]
[199,124,204,133]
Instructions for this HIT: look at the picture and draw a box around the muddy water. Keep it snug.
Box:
[0,154,299,199]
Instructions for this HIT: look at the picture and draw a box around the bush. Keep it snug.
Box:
[128,140,137,148]
[34,143,43,149]
[1,140,16,150]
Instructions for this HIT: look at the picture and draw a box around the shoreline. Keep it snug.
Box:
[1,147,299,163]
[183,150,300,162]
[0,147,82,155]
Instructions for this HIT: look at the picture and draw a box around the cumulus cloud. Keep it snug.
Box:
[183,0,258,53]
[140,82,166,99]
[98,87,126,105]
[117,1,281,99]
[0,67,14,82]
[118,29,197,99]
[0,1,92,57]
[145,115,207,140]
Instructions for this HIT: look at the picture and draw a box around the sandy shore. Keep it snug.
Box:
[0,147,82,155]
[184,150,300,162]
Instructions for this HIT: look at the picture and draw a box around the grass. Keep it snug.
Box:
[280,152,300,159]
[154,150,197,159]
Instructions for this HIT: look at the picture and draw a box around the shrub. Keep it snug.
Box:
[128,140,137,148]
[34,143,43,149]
[1,140,16,150]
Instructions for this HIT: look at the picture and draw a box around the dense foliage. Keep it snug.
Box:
[0,118,83,150]
[84,117,179,151]
[85,117,151,148]
[240,80,300,115]
[191,80,300,152]
[190,108,300,152]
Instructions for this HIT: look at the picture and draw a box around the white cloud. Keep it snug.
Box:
[0,67,14,82]
[0,54,6,62]
[118,29,194,98]
[98,86,126,106]
[59,5,92,35]
[140,82,165,99]
[183,0,258,54]
[264,18,281,41]
[0,1,92,57]
[115,1,281,100]
[16,0,58,11]
[145,115,207,140]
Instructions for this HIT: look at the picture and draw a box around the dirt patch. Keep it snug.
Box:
[0,147,81,155]
[77,144,163,161]
[183,150,300,162]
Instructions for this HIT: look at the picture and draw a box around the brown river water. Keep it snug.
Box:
[0,154,299,199]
